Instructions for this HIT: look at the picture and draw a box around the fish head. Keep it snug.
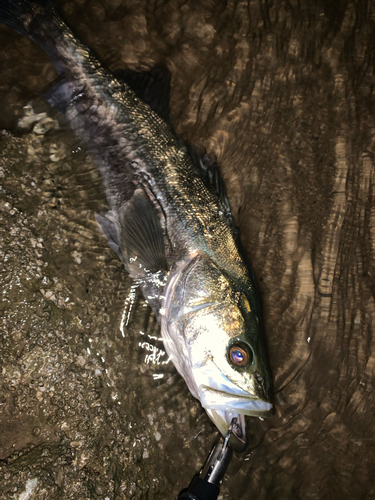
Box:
[162,254,273,451]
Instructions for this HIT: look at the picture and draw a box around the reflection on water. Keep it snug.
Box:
[120,285,170,370]
[1,1,375,499]
[120,284,139,335]
[138,333,170,368]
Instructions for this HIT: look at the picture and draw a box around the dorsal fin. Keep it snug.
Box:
[188,145,232,218]
[113,65,172,125]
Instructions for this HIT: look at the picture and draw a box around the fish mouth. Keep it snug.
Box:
[199,385,273,453]
[205,409,248,452]
[189,363,273,451]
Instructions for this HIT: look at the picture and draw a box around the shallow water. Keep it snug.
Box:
[1,1,375,499]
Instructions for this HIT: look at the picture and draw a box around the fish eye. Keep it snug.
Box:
[228,343,253,367]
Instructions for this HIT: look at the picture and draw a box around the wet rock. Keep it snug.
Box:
[0,121,200,499]
[0,1,375,499]
[33,116,59,135]
[17,103,59,135]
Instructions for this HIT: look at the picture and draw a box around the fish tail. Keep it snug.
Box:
[0,0,84,75]
[0,0,52,36]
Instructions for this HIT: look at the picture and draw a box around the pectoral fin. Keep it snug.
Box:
[119,189,167,277]
[96,189,167,278]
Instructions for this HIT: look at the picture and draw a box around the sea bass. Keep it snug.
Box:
[0,0,273,451]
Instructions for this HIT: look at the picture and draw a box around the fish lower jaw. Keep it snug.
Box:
[205,402,273,453]
[205,400,273,417]
[199,386,273,416]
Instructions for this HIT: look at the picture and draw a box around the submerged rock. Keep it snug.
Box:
[0,124,203,499]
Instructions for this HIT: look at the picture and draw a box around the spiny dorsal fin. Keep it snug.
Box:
[113,65,172,125]
[188,145,232,218]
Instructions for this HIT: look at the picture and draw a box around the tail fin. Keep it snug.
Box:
[0,0,52,35]
[0,0,73,76]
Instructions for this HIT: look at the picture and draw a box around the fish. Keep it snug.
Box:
[0,0,273,452]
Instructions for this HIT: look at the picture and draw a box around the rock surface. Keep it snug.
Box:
[0,1,375,499]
